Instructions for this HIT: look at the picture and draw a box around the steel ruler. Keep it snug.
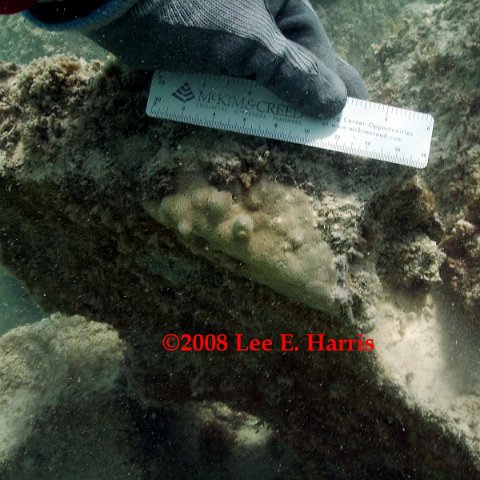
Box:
[147,70,434,168]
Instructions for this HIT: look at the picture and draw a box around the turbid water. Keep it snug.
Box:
[0,1,479,478]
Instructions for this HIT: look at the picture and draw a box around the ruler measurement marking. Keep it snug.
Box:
[148,71,434,168]
[151,108,421,167]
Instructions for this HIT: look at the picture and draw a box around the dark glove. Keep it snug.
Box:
[26,0,368,118]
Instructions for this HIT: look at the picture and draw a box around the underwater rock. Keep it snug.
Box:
[379,232,446,290]
[0,1,480,475]
[365,175,446,291]
[0,314,125,466]
[368,0,480,325]
[313,0,415,67]
[0,315,293,479]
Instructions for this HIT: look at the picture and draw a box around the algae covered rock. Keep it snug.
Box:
[380,232,446,289]
[365,175,445,291]
[367,0,480,324]
[0,314,125,465]
[0,0,479,477]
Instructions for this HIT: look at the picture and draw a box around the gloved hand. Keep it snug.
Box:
[26,0,368,118]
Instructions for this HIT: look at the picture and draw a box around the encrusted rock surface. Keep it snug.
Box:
[367,0,480,324]
[0,0,479,478]
[314,0,416,67]
[0,314,125,465]
[0,315,295,480]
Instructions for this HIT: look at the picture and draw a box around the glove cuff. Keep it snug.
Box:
[24,0,140,32]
